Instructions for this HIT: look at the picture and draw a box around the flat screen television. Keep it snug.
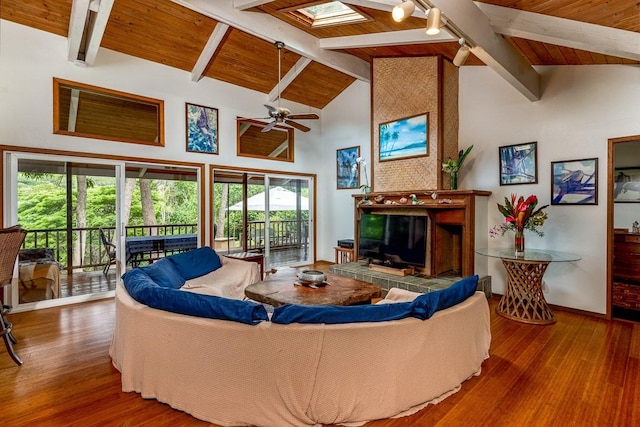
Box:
[358,213,427,268]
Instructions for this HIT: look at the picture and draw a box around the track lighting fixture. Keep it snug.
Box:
[453,38,471,67]
[392,1,415,23]
[425,7,442,35]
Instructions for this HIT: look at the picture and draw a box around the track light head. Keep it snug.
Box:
[392,1,415,23]
[453,39,471,67]
[425,8,442,35]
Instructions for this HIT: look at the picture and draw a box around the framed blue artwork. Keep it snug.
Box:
[186,102,218,154]
[551,158,598,205]
[336,146,360,189]
[379,113,428,161]
[499,142,538,185]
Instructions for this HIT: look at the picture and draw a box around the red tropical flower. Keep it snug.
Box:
[493,194,549,237]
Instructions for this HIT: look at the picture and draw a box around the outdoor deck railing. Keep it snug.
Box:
[21,221,308,272]
[22,224,198,272]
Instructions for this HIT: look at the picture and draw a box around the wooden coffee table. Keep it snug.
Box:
[244,268,381,307]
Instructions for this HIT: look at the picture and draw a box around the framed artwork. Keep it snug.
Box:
[186,102,218,154]
[499,142,538,185]
[336,146,360,189]
[614,168,640,202]
[379,113,428,161]
[551,158,598,205]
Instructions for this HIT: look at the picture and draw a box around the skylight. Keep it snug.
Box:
[295,2,368,27]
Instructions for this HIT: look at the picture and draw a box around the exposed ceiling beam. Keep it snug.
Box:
[68,0,91,62]
[269,57,312,103]
[233,0,274,11]
[84,0,114,65]
[239,122,251,137]
[269,141,289,158]
[67,0,114,65]
[419,0,540,101]
[171,0,370,82]
[191,22,230,82]
[67,89,81,132]
[320,28,454,49]
[477,3,640,62]
[342,0,540,101]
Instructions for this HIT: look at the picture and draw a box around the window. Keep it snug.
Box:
[287,1,370,27]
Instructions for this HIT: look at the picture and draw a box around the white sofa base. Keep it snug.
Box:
[110,285,491,427]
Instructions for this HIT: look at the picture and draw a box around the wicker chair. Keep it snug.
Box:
[0,225,27,365]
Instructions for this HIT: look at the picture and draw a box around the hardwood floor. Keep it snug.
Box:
[1,291,639,426]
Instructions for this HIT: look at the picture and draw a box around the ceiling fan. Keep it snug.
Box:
[256,41,319,133]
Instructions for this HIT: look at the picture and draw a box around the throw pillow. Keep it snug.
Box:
[141,258,185,289]
[167,246,222,280]
[122,268,268,325]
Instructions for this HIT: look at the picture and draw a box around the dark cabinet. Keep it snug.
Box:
[612,232,640,313]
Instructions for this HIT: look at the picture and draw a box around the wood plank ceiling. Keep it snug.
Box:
[1,0,638,109]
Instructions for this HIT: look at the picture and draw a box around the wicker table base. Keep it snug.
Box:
[496,259,555,325]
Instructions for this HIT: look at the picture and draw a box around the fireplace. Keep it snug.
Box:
[353,190,490,278]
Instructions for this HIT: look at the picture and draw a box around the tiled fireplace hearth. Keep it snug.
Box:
[329,262,492,298]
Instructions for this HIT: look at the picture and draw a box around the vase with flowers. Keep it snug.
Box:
[442,145,473,190]
[353,157,372,205]
[490,194,549,255]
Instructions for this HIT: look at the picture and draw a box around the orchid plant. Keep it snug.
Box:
[352,157,370,193]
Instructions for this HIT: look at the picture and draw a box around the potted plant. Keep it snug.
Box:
[442,145,473,190]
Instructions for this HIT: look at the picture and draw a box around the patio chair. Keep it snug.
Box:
[99,228,117,275]
[0,224,27,365]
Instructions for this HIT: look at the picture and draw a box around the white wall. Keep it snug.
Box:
[317,81,371,261]
[460,65,640,314]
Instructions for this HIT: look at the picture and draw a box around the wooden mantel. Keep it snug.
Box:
[353,190,491,277]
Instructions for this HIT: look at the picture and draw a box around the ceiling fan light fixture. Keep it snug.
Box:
[392,1,415,22]
[425,7,442,35]
[255,41,319,133]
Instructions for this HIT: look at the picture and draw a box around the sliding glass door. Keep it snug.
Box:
[213,170,312,271]
[5,153,123,310]
[4,153,201,311]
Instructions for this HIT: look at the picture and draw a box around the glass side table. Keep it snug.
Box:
[476,248,581,325]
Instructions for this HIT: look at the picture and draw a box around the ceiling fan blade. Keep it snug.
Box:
[287,113,319,120]
[264,104,277,114]
[261,121,277,133]
[285,120,311,132]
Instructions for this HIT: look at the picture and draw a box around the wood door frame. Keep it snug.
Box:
[607,134,640,320]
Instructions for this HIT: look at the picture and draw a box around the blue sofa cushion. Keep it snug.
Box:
[167,246,222,280]
[122,268,268,325]
[141,258,185,289]
[417,274,479,313]
[271,301,417,324]
[271,275,479,325]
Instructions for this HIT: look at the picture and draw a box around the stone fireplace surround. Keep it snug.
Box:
[329,261,492,298]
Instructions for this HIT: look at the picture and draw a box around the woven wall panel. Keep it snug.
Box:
[372,57,458,192]
[441,60,460,189]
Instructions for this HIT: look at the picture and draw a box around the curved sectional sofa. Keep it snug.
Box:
[110,247,491,427]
